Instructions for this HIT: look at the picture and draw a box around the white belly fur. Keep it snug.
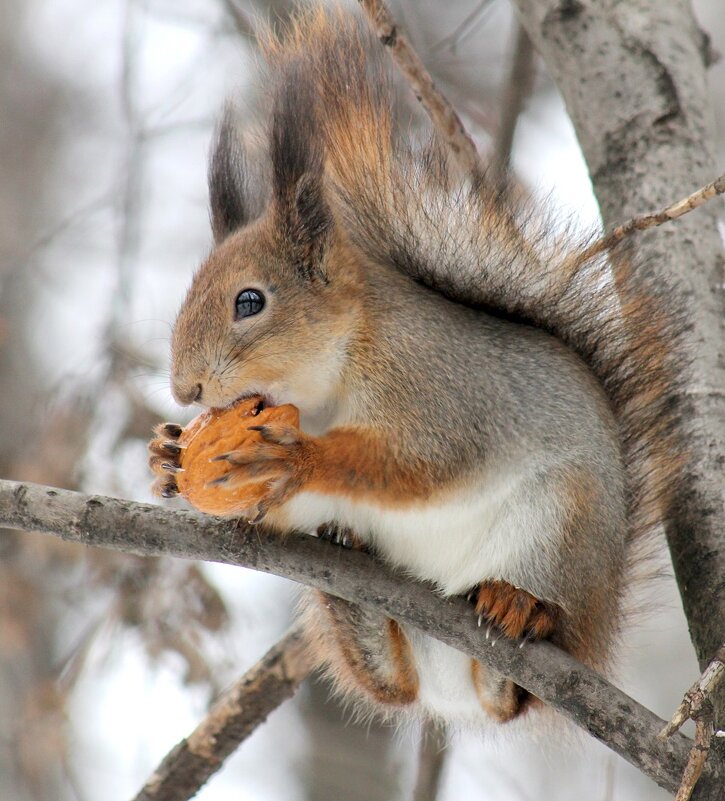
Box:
[281,467,564,723]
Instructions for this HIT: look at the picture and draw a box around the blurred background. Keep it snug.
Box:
[0,1,722,799]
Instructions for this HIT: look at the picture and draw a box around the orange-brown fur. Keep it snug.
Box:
[307,590,419,707]
[470,659,525,723]
[251,424,436,505]
[474,581,561,641]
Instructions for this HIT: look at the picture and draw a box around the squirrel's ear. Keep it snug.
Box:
[271,67,332,282]
[208,107,267,244]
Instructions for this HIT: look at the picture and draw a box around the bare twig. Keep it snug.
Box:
[1,480,723,799]
[659,646,725,801]
[575,173,725,264]
[492,20,535,182]
[112,0,145,354]
[412,721,447,801]
[357,0,482,177]
[673,721,715,801]
[660,646,725,739]
[133,626,312,801]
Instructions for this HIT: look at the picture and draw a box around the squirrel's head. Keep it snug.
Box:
[170,88,362,419]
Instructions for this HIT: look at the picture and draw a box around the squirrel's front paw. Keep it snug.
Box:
[473,580,561,641]
[211,423,315,522]
[148,398,303,520]
[148,422,184,498]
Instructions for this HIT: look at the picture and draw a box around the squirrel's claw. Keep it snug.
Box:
[222,425,312,507]
[159,482,179,498]
[248,424,302,446]
[155,422,183,440]
[207,458,289,488]
[210,446,284,466]
[203,424,313,519]
[472,580,561,641]
[152,475,179,498]
[245,474,300,524]
[247,506,267,525]
[149,439,181,457]
[148,422,184,495]
[149,447,182,476]
[317,523,364,550]
[160,441,182,455]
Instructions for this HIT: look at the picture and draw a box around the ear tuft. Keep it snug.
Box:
[208,106,268,243]
[271,63,332,281]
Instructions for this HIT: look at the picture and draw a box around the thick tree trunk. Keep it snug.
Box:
[512,0,725,683]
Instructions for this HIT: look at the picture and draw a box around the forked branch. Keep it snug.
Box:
[659,646,725,801]
[1,479,723,799]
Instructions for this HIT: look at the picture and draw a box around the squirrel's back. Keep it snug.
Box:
[267,6,686,561]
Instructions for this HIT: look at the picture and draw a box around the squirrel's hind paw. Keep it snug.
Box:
[473,580,561,641]
[317,523,365,550]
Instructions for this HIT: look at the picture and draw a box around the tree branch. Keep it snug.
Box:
[133,626,312,801]
[1,479,722,799]
[574,173,725,265]
[661,646,725,741]
[357,0,483,176]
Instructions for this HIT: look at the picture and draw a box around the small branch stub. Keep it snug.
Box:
[576,174,725,264]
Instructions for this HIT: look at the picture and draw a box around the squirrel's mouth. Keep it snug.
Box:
[229,392,277,415]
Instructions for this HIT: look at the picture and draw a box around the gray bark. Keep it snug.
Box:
[511,0,725,680]
[0,479,722,799]
[133,626,312,801]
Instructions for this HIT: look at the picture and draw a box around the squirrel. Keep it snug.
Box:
[149,7,686,727]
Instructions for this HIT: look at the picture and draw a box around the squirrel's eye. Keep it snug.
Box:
[234,289,265,320]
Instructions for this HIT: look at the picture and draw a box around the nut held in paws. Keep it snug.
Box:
[175,396,300,515]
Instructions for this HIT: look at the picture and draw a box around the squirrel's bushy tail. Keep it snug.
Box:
[260,8,688,561]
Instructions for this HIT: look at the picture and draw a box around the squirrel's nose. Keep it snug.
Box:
[172,381,203,406]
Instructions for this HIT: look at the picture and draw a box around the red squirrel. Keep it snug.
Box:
[149,7,686,726]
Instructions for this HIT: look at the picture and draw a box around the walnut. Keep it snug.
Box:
[150,396,299,516]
